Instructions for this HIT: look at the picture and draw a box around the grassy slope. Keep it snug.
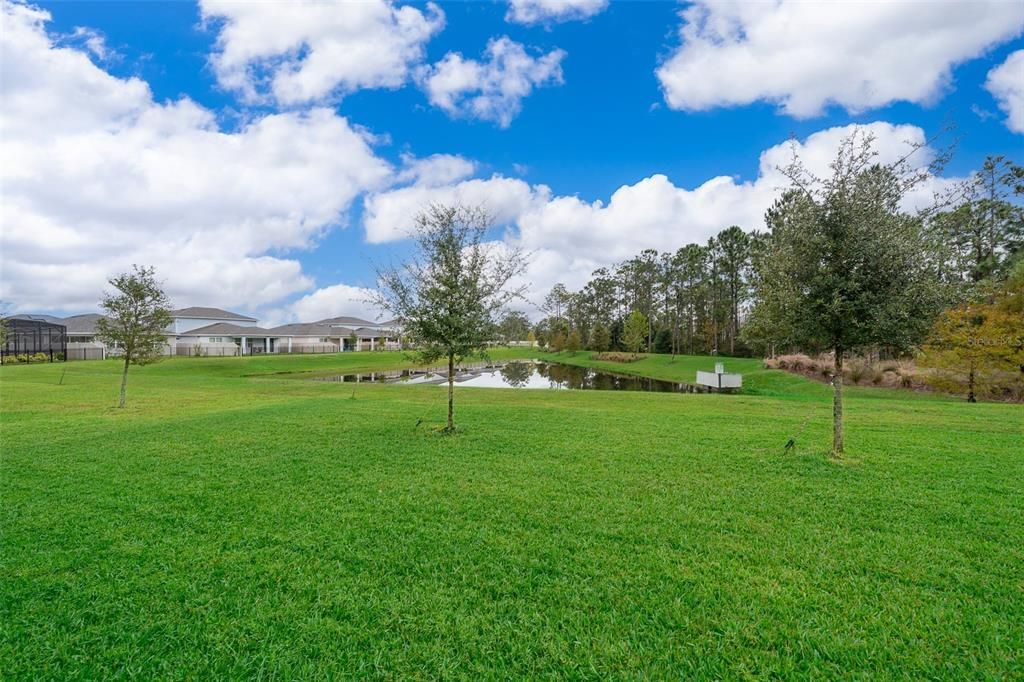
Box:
[1,352,1022,678]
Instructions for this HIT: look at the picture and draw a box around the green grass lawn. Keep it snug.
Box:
[2,351,1022,678]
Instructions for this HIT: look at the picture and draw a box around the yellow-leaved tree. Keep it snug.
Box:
[920,264,1024,401]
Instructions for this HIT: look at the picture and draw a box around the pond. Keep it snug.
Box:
[311,360,693,393]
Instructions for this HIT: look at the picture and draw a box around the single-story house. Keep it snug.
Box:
[10,307,404,357]
[63,313,108,359]
[264,323,340,352]
[316,316,403,351]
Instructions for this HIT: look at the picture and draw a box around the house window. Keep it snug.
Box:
[319,338,330,343]
[209,337,222,343]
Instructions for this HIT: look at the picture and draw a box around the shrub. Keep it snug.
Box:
[593,352,644,363]
[776,353,813,371]
[763,358,780,369]
[847,362,868,384]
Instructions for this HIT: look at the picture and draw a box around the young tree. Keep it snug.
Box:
[532,319,551,348]
[754,130,947,455]
[919,302,1019,401]
[95,266,173,408]
[654,328,673,354]
[372,205,529,432]
[0,301,9,348]
[566,329,582,355]
[588,323,611,352]
[623,310,648,353]
[920,263,1024,401]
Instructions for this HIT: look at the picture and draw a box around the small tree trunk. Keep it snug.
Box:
[967,365,977,403]
[730,303,736,355]
[118,356,130,408]
[832,349,844,457]
[446,352,455,431]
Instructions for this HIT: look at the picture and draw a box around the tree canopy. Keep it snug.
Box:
[749,130,948,454]
[372,204,529,431]
[920,262,1024,401]
[96,265,172,408]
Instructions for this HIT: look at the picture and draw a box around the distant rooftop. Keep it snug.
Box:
[183,322,273,336]
[266,322,345,336]
[62,313,105,335]
[171,307,256,322]
[316,316,399,328]
[315,315,377,327]
[8,314,65,325]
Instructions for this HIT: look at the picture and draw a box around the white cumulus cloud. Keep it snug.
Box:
[266,283,384,327]
[394,153,477,187]
[363,175,549,244]
[418,36,565,128]
[506,0,607,25]
[0,2,392,314]
[200,0,444,105]
[657,1,1024,117]
[363,122,958,308]
[986,50,1024,134]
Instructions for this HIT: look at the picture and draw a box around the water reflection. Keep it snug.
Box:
[499,361,534,388]
[458,361,687,392]
[312,361,690,393]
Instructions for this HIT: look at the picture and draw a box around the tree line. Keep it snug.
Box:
[525,224,763,357]
[513,135,1022,455]
[521,152,1022,364]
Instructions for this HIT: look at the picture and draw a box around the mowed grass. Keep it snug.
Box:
[1,351,1022,678]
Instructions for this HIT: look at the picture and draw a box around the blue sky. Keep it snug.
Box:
[3,0,1023,322]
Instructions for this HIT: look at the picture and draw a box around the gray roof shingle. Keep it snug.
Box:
[171,307,257,322]
[62,313,105,335]
[8,314,65,325]
[266,323,349,337]
[314,315,377,326]
[178,322,275,336]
